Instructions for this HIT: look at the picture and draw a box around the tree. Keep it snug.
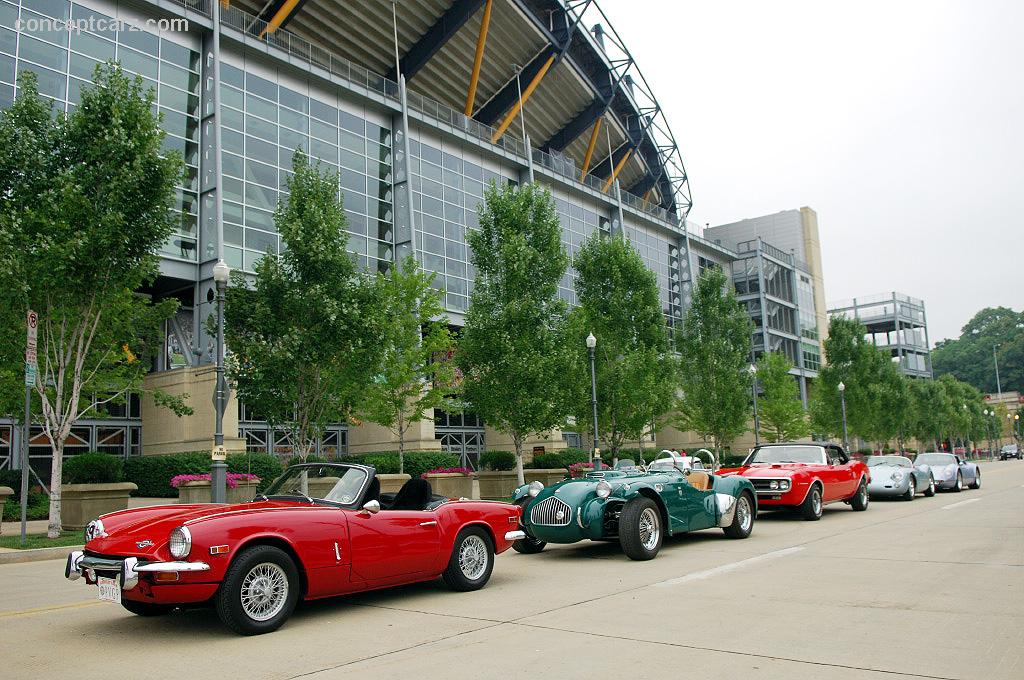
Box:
[225,151,385,462]
[358,257,458,474]
[907,377,953,451]
[0,68,188,536]
[755,352,809,442]
[457,182,573,485]
[567,233,675,456]
[932,306,1024,393]
[673,268,752,459]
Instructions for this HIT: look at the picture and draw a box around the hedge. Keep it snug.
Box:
[530,448,590,470]
[349,451,460,478]
[63,452,125,484]
[124,452,283,497]
[479,450,515,471]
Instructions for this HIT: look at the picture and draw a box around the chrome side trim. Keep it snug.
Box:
[715,493,737,528]
[134,561,211,573]
[505,530,526,541]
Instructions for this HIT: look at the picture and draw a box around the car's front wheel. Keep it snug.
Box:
[953,472,963,492]
[799,484,823,521]
[442,527,494,591]
[619,497,663,560]
[902,478,916,501]
[924,476,936,497]
[215,545,300,635]
[969,470,981,489]
[121,600,173,617]
[850,480,869,511]
[722,492,754,539]
[512,534,547,554]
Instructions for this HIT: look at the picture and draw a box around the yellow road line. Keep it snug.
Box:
[0,599,102,618]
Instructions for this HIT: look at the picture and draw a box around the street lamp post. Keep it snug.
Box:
[838,381,849,451]
[983,409,994,457]
[748,364,760,446]
[211,259,230,504]
[586,333,600,471]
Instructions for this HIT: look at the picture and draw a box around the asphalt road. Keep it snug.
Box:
[1,461,1021,680]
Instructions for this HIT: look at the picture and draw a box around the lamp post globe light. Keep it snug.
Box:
[212,259,230,504]
[586,332,601,471]
[838,381,849,452]
[748,363,760,446]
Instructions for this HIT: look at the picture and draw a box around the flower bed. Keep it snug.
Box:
[173,473,261,504]
[171,473,260,488]
[568,462,594,478]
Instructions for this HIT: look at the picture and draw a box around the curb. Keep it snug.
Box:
[0,545,82,565]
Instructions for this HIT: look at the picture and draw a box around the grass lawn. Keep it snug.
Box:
[0,531,82,549]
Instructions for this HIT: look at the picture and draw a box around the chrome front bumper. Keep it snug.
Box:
[66,551,210,590]
[504,530,526,541]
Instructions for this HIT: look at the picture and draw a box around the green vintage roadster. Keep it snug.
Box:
[511,450,757,560]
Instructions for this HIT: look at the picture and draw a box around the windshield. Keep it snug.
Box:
[746,446,825,465]
[867,456,912,468]
[915,453,955,466]
[263,464,369,506]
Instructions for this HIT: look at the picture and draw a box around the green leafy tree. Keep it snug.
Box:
[673,268,753,459]
[457,183,573,485]
[0,68,188,536]
[755,352,809,442]
[358,257,458,474]
[932,306,1024,393]
[566,233,675,457]
[225,152,385,462]
[907,377,953,451]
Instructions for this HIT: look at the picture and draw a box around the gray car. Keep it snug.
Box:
[867,455,935,500]
[914,452,981,491]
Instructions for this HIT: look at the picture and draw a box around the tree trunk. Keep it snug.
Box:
[47,439,64,538]
[513,434,525,486]
[397,411,406,475]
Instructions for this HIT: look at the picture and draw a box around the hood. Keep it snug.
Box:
[531,470,647,503]
[85,500,297,559]
[720,464,807,478]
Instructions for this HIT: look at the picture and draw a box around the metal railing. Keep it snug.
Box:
[405,89,525,157]
[167,0,209,16]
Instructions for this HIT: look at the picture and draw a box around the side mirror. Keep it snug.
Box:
[360,500,381,515]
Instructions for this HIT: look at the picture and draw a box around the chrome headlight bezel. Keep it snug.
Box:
[769,480,780,490]
[168,525,192,559]
[595,480,612,498]
[892,470,904,483]
[84,519,106,542]
[527,480,544,497]
[778,479,791,491]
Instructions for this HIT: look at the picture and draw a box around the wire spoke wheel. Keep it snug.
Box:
[458,534,488,581]
[737,495,752,532]
[639,507,660,551]
[240,562,289,622]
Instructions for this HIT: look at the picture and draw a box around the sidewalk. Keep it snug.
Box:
[1,496,173,538]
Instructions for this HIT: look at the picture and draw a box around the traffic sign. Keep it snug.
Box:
[26,310,37,347]
[25,347,36,364]
[25,362,36,387]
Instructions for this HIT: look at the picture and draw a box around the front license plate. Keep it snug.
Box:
[97,576,121,604]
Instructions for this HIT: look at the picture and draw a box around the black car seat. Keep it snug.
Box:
[389,478,433,511]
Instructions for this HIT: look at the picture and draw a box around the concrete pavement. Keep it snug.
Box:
[0,461,1021,680]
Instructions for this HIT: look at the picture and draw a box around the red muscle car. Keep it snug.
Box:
[65,463,524,635]
[718,443,870,520]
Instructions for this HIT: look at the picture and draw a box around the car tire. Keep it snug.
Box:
[969,470,981,489]
[722,492,755,539]
[799,484,823,521]
[511,534,547,554]
[850,479,869,511]
[121,600,173,617]
[902,478,916,501]
[442,527,494,592]
[215,545,300,635]
[924,476,936,497]
[619,497,663,560]
[953,472,963,492]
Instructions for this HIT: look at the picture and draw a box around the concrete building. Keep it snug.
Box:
[0,0,710,469]
[828,292,932,378]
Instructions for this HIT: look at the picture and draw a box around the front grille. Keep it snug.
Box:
[530,496,573,526]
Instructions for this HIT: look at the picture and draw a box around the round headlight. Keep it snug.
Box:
[769,480,780,490]
[168,526,192,559]
[84,519,105,542]
[528,480,544,497]
[779,480,791,490]
[595,480,612,498]
[892,470,904,483]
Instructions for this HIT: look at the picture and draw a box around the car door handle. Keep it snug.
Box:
[419,520,437,526]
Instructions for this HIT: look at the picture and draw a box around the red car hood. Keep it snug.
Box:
[85,500,297,559]
[718,464,812,478]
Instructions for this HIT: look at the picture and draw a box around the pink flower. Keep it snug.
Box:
[568,462,594,478]
[170,473,260,489]
[421,467,474,478]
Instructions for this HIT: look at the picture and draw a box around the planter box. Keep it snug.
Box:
[177,480,260,505]
[376,474,410,494]
[62,482,138,530]
[477,469,568,500]
[424,473,478,499]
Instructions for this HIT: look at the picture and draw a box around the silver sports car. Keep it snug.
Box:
[867,455,935,500]
[913,452,981,492]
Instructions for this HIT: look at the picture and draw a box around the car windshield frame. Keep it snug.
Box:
[262,463,373,509]
[744,445,826,466]
[914,453,955,466]
[867,456,912,468]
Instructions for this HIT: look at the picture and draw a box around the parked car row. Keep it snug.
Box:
[63,442,983,635]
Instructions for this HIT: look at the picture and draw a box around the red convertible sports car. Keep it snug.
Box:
[65,463,524,634]
[718,443,871,520]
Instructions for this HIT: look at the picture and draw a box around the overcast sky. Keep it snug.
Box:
[600,0,1023,344]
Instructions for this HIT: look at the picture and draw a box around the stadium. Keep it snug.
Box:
[0,0,760,465]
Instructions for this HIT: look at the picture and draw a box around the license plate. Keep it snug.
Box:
[97,576,121,604]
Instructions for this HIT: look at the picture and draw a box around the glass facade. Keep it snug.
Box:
[0,0,202,262]
[555,196,604,306]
